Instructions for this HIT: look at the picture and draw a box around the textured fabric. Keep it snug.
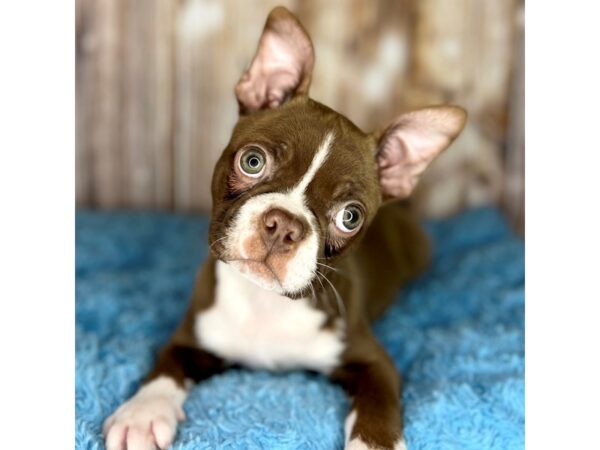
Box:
[75,207,524,450]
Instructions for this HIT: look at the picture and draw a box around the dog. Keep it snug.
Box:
[103,7,466,450]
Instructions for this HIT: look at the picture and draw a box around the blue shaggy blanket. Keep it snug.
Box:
[75,207,524,450]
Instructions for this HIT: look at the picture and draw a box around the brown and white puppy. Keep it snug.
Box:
[103,7,466,450]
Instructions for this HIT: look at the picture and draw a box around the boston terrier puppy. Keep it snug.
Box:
[103,7,466,450]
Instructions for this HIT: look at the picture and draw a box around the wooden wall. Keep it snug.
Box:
[76,0,524,229]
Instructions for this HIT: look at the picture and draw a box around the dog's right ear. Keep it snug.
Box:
[235,6,314,114]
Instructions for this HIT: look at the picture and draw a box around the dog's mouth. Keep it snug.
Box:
[224,257,312,299]
[227,257,283,290]
[211,222,319,297]
[212,191,322,297]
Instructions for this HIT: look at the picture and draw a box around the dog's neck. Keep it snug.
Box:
[195,260,345,372]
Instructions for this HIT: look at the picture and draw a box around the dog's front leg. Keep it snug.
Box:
[103,340,226,450]
[103,259,225,450]
[331,325,407,450]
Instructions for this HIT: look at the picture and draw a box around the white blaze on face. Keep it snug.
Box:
[224,131,334,295]
[293,132,334,193]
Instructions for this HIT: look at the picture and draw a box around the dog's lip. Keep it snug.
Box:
[223,258,311,299]
[225,258,283,288]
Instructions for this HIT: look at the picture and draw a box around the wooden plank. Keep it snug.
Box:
[297,0,412,131]
[89,0,124,208]
[406,0,517,217]
[75,0,93,207]
[122,0,154,208]
[172,0,196,211]
[117,0,176,210]
[152,0,176,209]
[503,2,525,234]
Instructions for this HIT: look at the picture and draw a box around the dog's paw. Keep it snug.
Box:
[103,377,186,450]
[345,437,408,450]
[103,398,184,450]
[344,409,407,450]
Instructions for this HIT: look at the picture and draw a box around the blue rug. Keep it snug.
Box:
[75,207,524,450]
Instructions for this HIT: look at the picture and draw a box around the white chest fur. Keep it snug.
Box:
[195,261,345,373]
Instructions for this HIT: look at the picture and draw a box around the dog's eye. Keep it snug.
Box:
[334,204,363,233]
[239,147,266,177]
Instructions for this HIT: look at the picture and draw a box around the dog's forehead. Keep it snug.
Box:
[231,98,378,197]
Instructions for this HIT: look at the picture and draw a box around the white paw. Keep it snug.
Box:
[344,409,408,450]
[345,437,371,450]
[345,437,407,450]
[396,438,408,450]
[103,377,187,450]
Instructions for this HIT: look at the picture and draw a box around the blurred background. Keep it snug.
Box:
[76,0,524,233]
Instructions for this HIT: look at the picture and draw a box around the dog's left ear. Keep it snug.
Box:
[375,106,467,200]
[235,6,314,114]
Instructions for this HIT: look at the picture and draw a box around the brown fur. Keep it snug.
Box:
[113,7,466,450]
[145,95,433,448]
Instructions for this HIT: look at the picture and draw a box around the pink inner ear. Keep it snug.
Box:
[377,106,467,199]
[235,7,314,113]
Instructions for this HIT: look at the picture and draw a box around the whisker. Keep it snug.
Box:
[309,283,317,307]
[314,270,327,292]
[317,270,346,319]
[316,270,338,316]
[316,261,342,274]
[311,272,331,313]
[209,236,227,250]
[314,271,333,313]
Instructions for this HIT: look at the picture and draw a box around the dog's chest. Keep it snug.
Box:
[195,261,345,372]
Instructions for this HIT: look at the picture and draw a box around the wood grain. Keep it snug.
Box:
[75,0,524,224]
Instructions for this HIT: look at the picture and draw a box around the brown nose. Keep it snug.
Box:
[261,208,306,251]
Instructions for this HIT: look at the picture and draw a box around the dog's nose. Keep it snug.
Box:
[261,208,306,251]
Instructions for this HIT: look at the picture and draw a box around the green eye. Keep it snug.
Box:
[335,204,363,233]
[239,147,266,177]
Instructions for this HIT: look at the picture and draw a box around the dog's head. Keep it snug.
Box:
[209,7,466,298]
